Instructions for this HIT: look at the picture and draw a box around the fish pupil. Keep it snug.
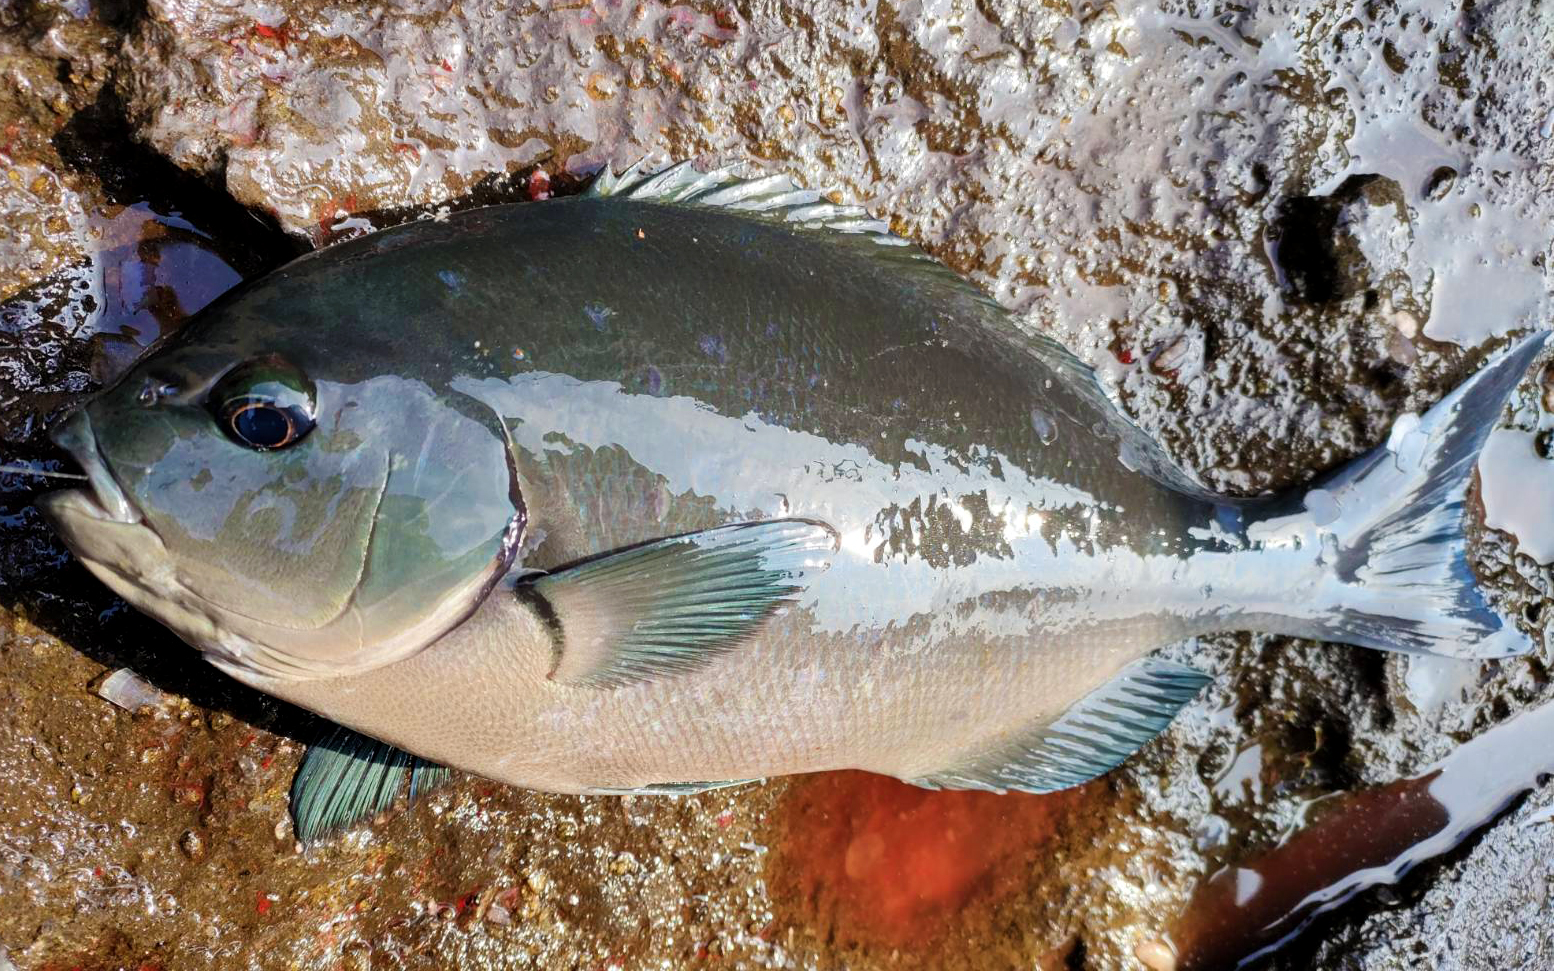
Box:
[205,358,318,450]
[230,401,296,449]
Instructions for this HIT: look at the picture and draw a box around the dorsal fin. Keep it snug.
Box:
[587,159,904,243]
[584,160,1008,323]
[587,161,1227,504]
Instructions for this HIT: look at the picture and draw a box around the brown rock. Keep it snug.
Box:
[0,1,116,301]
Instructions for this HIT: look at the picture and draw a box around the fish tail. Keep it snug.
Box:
[1248,332,1549,659]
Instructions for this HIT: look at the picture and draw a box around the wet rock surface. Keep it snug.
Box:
[3,0,1554,969]
[1289,783,1554,971]
[0,0,116,302]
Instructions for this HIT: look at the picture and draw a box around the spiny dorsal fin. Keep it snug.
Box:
[587,159,903,243]
[290,724,453,843]
[585,160,1017,335]
[518,519,838,688]
[910,657,1211,794]
[587,160,1229,504]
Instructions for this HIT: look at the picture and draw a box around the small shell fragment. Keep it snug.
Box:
[95,668,172,713]
[1134,938,1177,971]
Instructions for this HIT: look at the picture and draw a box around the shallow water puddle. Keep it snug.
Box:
[769,770,1093,949]
[82,202,247,384]
[1,198,256,595]
[1138,694,1554,969]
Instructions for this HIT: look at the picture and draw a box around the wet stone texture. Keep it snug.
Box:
[0,0,116,303]
[3,0,1554,969]
[1291,783,1554,970]
[0,0,115,456]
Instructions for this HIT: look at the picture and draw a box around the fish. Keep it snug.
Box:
[36,161,1545,840]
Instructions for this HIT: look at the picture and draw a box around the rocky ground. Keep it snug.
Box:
[2,0,1553,968]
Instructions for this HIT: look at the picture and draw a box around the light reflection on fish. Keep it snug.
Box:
[35,163,1546,838]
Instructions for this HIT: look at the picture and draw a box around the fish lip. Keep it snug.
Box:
[46,410,142,526]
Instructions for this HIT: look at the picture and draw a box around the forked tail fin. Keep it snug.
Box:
[1248,332,1549,659]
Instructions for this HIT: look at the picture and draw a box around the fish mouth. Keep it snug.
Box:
[46,410,142,525]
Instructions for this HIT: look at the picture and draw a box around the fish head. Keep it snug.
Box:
[38,292,523,682]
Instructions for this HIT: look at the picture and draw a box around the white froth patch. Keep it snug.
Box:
[1404,654,1478,715]
[1478,428,1554,564]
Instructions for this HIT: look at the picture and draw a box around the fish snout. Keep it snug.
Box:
[46,410,141,525]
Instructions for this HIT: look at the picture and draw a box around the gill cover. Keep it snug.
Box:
[57,336,522,679]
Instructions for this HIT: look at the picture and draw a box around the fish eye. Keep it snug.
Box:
[222,397,312,449]
[208,358,317,451]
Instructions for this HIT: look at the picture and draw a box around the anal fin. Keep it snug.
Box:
[910,657,1210,794]
[290,724,454,842]
[589,778,759,796]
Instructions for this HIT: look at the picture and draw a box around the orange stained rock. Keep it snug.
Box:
[774,770,1091,947]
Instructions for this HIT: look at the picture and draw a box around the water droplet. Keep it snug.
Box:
[1423,165,1456,201]
[136,378,177,406]
[1303,488,1341,526]
[1029,409,1058,445]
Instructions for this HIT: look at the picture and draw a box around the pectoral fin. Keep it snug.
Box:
[518,519,838,688]
[290,724,453,842]
[910,658,1211,793]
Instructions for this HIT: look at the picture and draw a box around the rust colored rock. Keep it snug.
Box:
[770,770,1094,951]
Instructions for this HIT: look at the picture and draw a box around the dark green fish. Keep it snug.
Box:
[38,163,1539,838]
